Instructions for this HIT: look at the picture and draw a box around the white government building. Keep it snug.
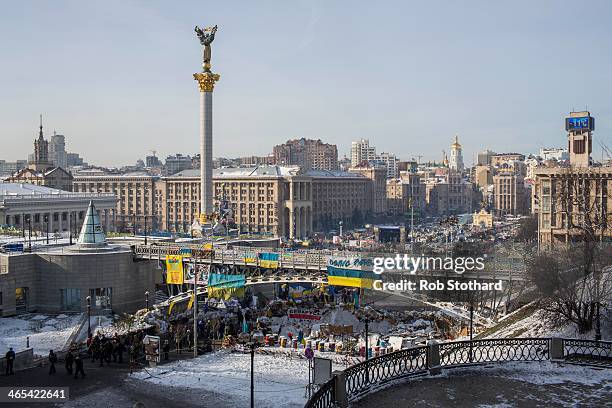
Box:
[0,182,117,233]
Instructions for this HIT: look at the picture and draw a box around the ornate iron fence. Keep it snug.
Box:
[439,338,549,367]
[562,339,612,366]
[304,378,336,408]
[344,346,428,398]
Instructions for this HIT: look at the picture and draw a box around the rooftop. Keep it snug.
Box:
[169,166,367,179]
[0,182,69,196]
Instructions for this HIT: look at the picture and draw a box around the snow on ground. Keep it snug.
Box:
[473,361,611,386]
[0,313,83,356]
[130,350,335,408]
[488,307,612,339]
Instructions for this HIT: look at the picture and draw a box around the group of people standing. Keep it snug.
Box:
[48,347,86,378]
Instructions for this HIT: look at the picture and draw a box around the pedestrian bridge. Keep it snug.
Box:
[133,243,527,283]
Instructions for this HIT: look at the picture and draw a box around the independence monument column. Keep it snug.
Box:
[193,25,220,218]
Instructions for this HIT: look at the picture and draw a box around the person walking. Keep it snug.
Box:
[73,354,85,379]
[163,340,170,361]
[116,340,125,364]
[64,350,74,375]
[5,348,15,375]
[48,350,57,375]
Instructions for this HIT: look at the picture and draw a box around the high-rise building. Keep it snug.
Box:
[449,135,464,173]
[146,155,162,167]
[272,138,338,171]
[375,152,399,178]
[49,132,68,169]
[477,149,497,166]
[533,111,610,246]
[351,139,376,167]
[66,153,87,167]
[165,154,193,176]
[0,160,27,175]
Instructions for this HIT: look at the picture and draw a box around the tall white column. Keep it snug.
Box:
[194,71,220,218]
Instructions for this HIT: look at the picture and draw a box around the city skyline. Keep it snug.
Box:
[1,1,611,166]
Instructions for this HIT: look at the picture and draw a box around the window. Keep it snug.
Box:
[60,289,81,311]
[90,288,112,310]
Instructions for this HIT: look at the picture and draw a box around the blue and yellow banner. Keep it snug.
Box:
[258,252,279,269]
[207,273,246,300]
[243,251,256,263]
[166,255,184,284]
[327,265,375,289]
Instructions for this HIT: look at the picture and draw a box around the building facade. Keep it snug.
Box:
[349,165,387,214]
[49,133,68,170]
[1,182,117,233]
[350,139,376,167]
[74,166,374,238]
[73,173,157,232]
[4,167,74,192]
[272,138,339,171]
[386,173,426,217]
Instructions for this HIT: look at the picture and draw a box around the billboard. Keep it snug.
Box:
[165,255,184,284]
[143,335,161,363]
[185,263,209,284]
[566,116,594,131]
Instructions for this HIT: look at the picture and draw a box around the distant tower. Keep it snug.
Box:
[449,135,464,172]
[29,115,51,171]
[565,111,594,167]
[49,131,68,169]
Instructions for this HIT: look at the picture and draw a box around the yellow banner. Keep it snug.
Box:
[166,255,184,284]
[187,294,195,310]
[328,275,373,289]
[260,260,279,269]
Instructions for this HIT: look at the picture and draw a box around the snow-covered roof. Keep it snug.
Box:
[0,181,65,196]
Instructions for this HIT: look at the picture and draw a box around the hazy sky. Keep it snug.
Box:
[1,0,611,167]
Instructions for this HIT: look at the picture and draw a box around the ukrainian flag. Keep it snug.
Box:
[327,265,376,289]
[207,273,246,300]
[258,252,279,269]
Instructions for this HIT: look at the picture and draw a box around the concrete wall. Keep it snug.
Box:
[0,249,162,316]
[0,348,34,373]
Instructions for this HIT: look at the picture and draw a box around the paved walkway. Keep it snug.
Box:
[0,351,198,408]
[353,363,611,408]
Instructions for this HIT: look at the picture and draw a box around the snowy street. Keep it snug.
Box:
[129,350,330,407]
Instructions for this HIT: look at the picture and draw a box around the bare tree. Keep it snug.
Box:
[530,166,612,335]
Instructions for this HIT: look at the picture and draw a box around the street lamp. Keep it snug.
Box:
[144,215,148,245]
[69,213,73,245]
[86,296,91,336]
[44,215,49,245]
[145,291,149,311]
[249,341,255,408]
[339,221,343,237]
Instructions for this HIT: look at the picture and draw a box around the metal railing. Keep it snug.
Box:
[344,346,428,399]
[562,338,611,367]
[439,338,549,367]
[305,337,611,408]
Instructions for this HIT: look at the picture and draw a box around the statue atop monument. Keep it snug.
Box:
[195,25,218,72]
